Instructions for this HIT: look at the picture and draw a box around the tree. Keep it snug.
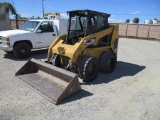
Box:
[0,2,17,15]
[153,17,157,20]
[126,19,130,23]
[37,16,41,19]
[133,17,139,23]
[0,2,19,28]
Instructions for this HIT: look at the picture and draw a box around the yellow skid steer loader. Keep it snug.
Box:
[15,10,119,104]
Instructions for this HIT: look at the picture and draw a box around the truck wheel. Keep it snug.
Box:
[14,43,31,59]
[78,56,99,82]
[100,52,117,73]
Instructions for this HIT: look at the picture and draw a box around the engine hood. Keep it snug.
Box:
[0,29,31,37]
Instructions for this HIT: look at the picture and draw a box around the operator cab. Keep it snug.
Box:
[66,10,110,45]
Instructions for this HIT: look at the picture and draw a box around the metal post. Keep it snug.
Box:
[126,24,128,37]
[136,24,139,38]
[147,25,150,39]
[42,0,44,18]
[16,14,19,29]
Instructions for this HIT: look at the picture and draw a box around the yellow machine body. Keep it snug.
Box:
[48,25,119,64]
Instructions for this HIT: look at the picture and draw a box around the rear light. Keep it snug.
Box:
[6,37,10,46]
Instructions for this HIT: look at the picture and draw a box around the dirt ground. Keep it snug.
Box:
[0,38,160,120]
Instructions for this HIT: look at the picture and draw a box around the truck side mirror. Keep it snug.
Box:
[36,25,43,33]
[36,30,43,33]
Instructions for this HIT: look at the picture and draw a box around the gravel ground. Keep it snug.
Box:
[0,38,160,120]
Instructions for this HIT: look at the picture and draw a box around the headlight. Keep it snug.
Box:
[1,37,10,46]
[84,38,96,45]
[2,37,6,41]
[6,37,10,46]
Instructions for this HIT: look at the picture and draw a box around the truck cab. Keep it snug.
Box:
[0,19,67,58]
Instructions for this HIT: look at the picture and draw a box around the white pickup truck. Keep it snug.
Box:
[0,19,67,58]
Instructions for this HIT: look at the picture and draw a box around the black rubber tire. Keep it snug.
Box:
[78,56,99,82]
[4,51,13,54]
[13,43,31,59]
[100,52,117,73]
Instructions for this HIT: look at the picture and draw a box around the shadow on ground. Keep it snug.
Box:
[3,49,48,61]
[59,61,145,104]
[82,61,146,85]
[60,89,93,105]
[60,61,145,104]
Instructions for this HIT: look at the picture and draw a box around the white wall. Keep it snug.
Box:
[0,5,10,31]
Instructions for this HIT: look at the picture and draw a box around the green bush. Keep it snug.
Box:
[133,17,139,23]
[126,19,130,23]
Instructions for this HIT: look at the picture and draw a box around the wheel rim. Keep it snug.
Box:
[20,47,28,56]
[20,48,26,53]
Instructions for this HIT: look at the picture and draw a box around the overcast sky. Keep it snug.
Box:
[2,0,160,23]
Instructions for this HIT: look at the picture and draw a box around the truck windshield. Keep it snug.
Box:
[20,21,40,31]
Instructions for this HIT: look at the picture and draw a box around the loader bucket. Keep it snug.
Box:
[15,58,81,104]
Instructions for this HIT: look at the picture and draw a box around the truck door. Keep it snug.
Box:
[35,21,57,48]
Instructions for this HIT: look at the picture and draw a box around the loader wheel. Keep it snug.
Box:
[14,43,31,59]
[51,54,61,67]
[78,56,99,82]
[100,52,117,73]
